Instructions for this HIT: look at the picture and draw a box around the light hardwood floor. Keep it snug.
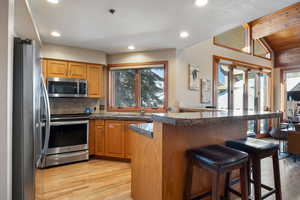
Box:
[36,157,300,200]
[36,159,132,200]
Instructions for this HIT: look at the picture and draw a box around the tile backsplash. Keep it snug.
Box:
[50,98,105,114]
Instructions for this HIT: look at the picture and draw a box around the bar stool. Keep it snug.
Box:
[226,138,282,200]
[184,145,249,200]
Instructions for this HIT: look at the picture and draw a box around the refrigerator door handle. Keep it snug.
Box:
[41,75,51,165]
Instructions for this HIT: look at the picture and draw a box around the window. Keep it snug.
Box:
[253,39,271,60]
[108,61,168,112]
[285,71,300,102]
[214,25,250,54]
[111,69,136,107]
[214,56,272,136]
[283,70,300,117]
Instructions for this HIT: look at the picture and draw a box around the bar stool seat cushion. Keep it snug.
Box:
[190,145,248,171]
[226,138,279,155]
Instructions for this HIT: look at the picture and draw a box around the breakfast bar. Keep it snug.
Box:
[130,110,282,200]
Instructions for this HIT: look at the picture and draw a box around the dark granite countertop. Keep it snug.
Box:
[89,112,153,121]
[128,123,153,138]
[88,110,282,126]
[151,110,282,126]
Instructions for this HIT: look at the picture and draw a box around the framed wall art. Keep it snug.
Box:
[201,79,212,104]
[188,64,200,91]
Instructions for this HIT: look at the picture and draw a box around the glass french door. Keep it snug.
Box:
[247,71,257,135]
[233,68,245,111]
[216,62,271,136]
[259,73,270,134]
[217,64,230,110]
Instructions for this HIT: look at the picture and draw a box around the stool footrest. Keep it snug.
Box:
[228,188,253,200]
[262,189,276,199]
[250,179,274,191]
[191,192,211,200]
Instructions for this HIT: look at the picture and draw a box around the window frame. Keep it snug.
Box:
[252,38,272,61]
[107,61,168,112]
[213,24,251,55]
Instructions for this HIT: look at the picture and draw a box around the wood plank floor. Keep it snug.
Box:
[36,157,300,200]
[35,159,132,200]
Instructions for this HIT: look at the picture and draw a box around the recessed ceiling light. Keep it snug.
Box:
[47,0,59,4]
[128,45,135,50]
[51,31,61,37]
[195,0,208,7]
[179,31,189,38]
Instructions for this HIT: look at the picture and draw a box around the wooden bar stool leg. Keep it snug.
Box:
[212,171,221,200]
[252,157,262,200]
[184,155,194,200]
[224,172,231,200]
[272,152,282,200]
[247,161,251,196]
[240,163,249,200]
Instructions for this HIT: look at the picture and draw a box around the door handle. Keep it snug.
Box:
[40,75,51,165]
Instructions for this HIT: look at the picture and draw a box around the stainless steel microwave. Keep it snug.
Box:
[47,77,87,97]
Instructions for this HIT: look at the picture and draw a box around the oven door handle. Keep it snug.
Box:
[50,120,89,126]
[41,75,51,159]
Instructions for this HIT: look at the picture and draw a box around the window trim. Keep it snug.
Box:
[252,38,272,61]
[213,24,251,55]
[107,61,168,112]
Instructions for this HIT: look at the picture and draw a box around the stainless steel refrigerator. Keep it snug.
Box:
[12,38,50,200]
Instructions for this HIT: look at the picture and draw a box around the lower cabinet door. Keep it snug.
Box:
[105,121,125,158]
[125,121,143,159]
[95,125,105,156]
[89,120,95,155]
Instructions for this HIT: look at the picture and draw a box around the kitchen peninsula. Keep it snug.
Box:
[130,110,282,200]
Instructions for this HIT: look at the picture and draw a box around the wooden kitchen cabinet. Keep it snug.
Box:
[87,64,103,98]
[90,119,145,159]
[68,62,87,79]
[125,121,143,159]
[105,120,125,158]
[41,59,47,81]
[89,120,95,155]
[95,125,105,156]
[46,60,69,78]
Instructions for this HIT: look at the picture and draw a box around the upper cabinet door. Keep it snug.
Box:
[41,59,47,81]
[47,60,69,78]
[87,64,103,98]
[68,62,87,79]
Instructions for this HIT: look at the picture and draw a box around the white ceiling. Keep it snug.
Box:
[30,0,299,54]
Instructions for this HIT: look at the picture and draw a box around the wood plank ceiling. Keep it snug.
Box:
[264,26,300,51]
[250,2,300,68]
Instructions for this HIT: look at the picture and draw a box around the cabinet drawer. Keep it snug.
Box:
[95,120,104,126]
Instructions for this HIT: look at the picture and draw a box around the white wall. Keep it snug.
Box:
[14,0,41,44]
[41,43,107,65]
[176,38,273,107]
[0,0,14,199]
[108,49,177,106]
